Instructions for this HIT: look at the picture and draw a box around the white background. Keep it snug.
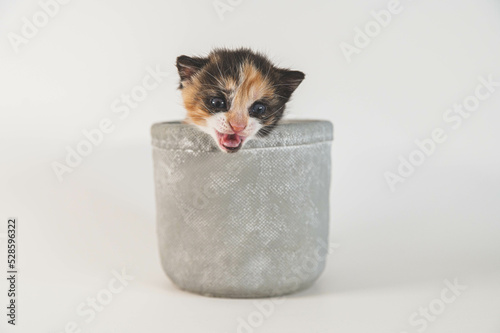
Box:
[1,0,499,332]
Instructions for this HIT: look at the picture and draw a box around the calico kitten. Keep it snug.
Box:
[176,48,305,153]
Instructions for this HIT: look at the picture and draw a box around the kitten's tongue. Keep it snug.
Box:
[221,133,242,148]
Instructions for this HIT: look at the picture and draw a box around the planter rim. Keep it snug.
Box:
[151,119,333,152]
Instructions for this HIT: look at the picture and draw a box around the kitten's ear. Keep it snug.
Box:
[278,69,305,98]
[176,55,209,84]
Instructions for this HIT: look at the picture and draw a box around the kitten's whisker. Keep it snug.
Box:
[203,71,225,87]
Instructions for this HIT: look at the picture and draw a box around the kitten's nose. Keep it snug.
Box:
[229,122,246,133]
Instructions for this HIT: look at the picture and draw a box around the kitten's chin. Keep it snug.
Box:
[214,130,246,153]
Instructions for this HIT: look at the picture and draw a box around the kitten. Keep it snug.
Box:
[176,48,305,153]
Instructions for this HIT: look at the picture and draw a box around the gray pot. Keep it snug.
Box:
[151,120,333,298]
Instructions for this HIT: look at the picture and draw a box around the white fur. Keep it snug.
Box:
[197,113,263,150]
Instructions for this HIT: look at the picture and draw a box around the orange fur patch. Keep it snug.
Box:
[228,62,273,126]
[182,78,210,126]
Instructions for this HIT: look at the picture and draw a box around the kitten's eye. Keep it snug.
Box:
[250,103,266,116]
[210,97,226,109]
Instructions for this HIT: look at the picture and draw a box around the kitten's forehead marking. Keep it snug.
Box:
[229,62,273,117]
[225,78,236,90]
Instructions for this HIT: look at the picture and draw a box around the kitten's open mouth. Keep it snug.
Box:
[215,131,245,153]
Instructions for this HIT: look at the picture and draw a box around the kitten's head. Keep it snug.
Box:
[176,48,305,153]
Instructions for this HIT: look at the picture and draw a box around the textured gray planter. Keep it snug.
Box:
[151,120,333,298]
